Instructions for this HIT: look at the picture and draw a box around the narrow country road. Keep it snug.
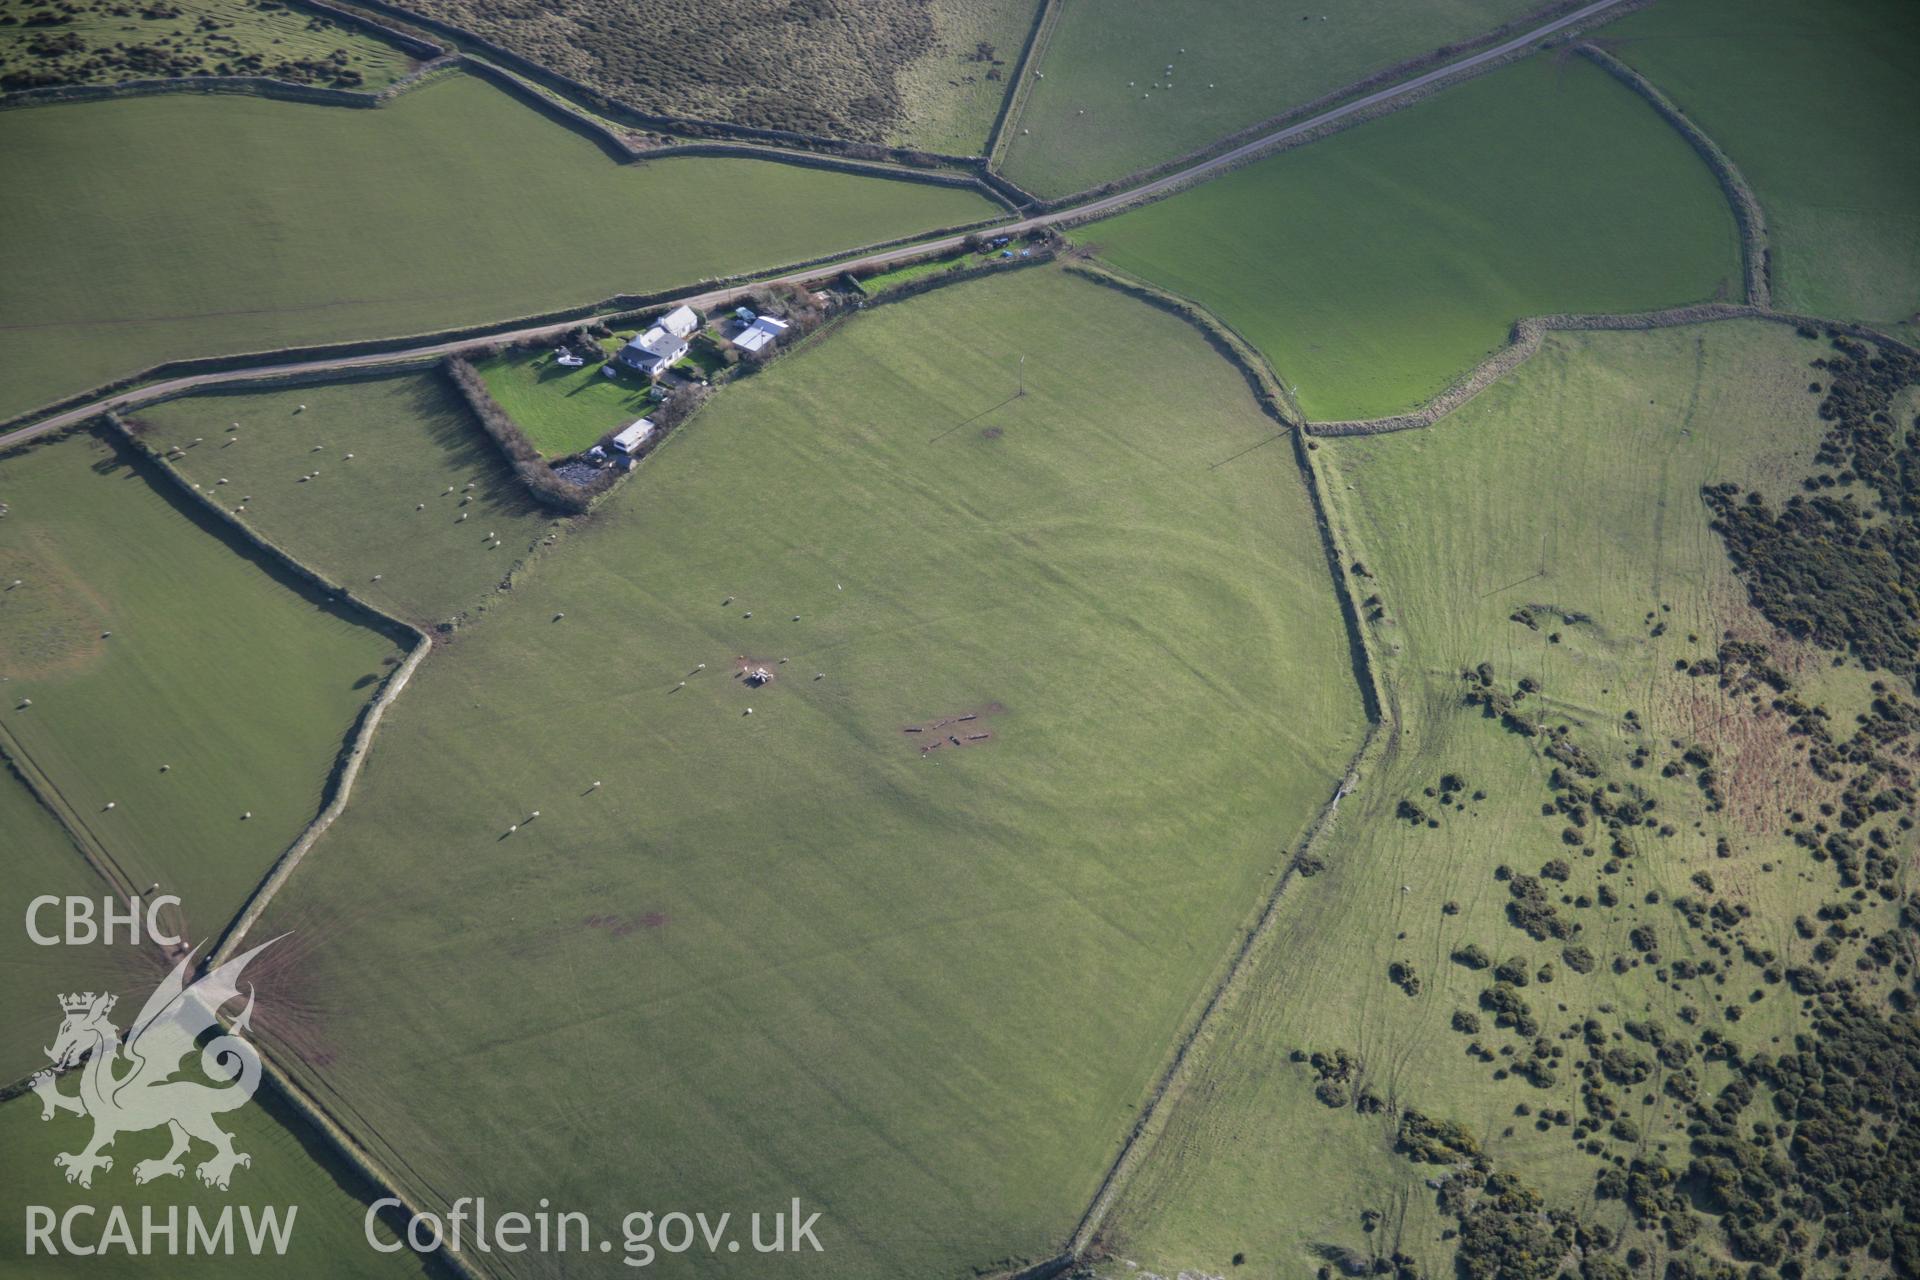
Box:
[0,0,1630,450]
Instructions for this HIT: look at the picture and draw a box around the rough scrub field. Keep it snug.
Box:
[1091,321,1920,1278]
[1600,0,1920,330]
[0,72,1001,420]
[0,0,417,93]
[0,430,406,941]
[1082,54,1741,423]
[243,266,1368,1280]
[139,374,553,628]
[996,0,1542,198]
[381,0,1036,150]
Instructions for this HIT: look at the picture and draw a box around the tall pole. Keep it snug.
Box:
[1016,355,1026,399]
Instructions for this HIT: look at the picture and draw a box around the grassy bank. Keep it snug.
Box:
[1602,0,1920,327]
[139,375,553,627]
[0,430,404,938]
[997,0,1540,197]
[1082,55,1741,422]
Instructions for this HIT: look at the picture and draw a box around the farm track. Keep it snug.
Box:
[0,0,1637,453]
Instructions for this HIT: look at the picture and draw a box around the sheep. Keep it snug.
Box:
[553,612,565,621]
[104,802,116,811]
[697,663,706,670]
[371,574,383,582]
[745,707,753,715]
[243,811,253,820]
[159,764,170,773]
[417,503,425,511]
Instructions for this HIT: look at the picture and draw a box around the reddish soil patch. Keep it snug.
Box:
[584,912,669,938]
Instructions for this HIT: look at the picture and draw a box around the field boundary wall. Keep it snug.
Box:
[1004,0,1643,216]
[1049,261,1394,1264]
[1576,42,1771,307]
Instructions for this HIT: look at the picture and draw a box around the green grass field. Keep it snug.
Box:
[0,0,417,94]
[894,0,1041,155]
[0,1084,432,1278]
[0,770,148,1083]
[0,72,1001,421]
[138,375,553,627]
[0,430,405,941]
[1602,0,1920,327]
[1093,320,1893,1275]
[471,348,659,459]
[1082,55,1741,422]
[245,266,1367,1279]
[997,0,1540,198]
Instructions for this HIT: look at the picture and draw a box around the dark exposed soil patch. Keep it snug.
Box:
[584,912,669,938]
[900,703,1003,755]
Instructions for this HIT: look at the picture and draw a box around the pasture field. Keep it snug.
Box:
[1083,55,1740,423]
[0,770,147,1083]
[1602,0,1920,327]
[892,0,1041,155]
[0,1085,432,1278]
[138,375,552,627]
[471,348,658,459]
[0,72,1001,421]
[247,266,1368,1279]
[996,0,1541,198]
[0,430,405,942]
[0,0,416,94]
[1093,321,1905,1275]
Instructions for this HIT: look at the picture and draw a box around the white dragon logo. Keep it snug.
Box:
[29,938,279,1191]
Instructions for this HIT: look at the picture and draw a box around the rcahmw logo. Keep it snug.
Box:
[22,936,301,1259]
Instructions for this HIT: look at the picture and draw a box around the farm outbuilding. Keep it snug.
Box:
[730,314,790,355]
[612,418,656,454]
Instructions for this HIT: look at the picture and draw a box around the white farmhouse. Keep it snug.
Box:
[731,314,790,355]
[658,305,700,339]
[611,418,656,455]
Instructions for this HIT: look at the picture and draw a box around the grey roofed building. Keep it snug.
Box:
[730,314,790,355]
[616,324,690,378]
